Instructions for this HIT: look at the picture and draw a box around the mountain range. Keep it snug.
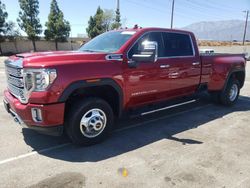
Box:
[182,20,250,41]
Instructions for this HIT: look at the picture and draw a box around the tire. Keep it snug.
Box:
[65,97,114,146]
[219,79,240,106]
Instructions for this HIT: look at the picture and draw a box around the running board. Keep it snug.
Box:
[141,99,197,116]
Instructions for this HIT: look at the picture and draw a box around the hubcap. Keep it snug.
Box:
[80,108,107,138]
[229,84,238,102]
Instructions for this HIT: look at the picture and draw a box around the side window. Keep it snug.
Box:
[128,32,164,59]
[162,33,194,57]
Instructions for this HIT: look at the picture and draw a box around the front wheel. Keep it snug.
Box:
[66,98,114,145]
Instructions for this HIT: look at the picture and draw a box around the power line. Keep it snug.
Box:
[124,0,247,29]
[126,0,171,13]
[200,0,240,12]
[188,0,239,13]
[183,0,239,19]
[125,0,201,23]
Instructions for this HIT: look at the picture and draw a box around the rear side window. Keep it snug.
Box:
[128,32,165,59]
[162,33,194,57]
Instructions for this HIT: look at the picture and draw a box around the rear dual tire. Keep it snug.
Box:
[210,79,240,106]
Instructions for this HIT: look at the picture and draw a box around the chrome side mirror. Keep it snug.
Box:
[131,41,158,63]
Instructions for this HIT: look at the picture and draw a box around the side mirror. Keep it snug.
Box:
[131,41,158,65]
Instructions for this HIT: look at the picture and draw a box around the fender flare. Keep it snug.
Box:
[222,68,245,92]
[58,78,124,117]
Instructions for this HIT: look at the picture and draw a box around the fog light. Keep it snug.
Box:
[31,108,43,122]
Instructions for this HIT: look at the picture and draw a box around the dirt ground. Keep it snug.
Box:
[0,56,249,188]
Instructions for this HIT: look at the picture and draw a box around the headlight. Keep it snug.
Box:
[23,68,57,92]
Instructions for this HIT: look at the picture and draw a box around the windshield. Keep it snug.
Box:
[79,31,136,53]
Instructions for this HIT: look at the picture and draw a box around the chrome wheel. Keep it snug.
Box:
[229,84,238,102]
[80,108,107,138]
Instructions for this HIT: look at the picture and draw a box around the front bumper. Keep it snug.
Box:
[3,90,65,136]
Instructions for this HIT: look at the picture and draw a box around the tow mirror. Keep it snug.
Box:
[129,41,158,68]
[132,41,158,63]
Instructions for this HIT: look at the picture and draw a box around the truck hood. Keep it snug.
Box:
[16,51,77,58]
[12,51,110,68]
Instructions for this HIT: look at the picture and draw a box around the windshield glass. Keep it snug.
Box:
[79,31,136,53]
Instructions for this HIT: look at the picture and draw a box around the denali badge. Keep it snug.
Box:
[131,90,157,96]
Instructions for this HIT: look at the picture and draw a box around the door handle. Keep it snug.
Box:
[192,62,200,66]
[160,65,170,69]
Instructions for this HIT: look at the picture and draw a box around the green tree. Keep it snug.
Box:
[44,0,71,50]
[112,7,121,29]
[112,6,122,29]
[6,21,21,53]
[103,9,114,32]
[86,6,106,38]
[0,0,8,54]
[17,0,42,51]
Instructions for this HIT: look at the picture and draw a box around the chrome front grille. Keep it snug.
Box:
[5,59,27,103]
[7,75,24,87]
[7,83,25,98]
[6,66,23,77]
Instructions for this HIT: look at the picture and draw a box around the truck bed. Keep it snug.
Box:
[200,53,246,90]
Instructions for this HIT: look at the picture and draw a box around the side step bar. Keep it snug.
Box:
[141,99,197,116]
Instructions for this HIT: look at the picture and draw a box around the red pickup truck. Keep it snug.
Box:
[3,27,246,145]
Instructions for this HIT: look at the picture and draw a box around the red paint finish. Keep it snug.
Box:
[3,27,246,130]
[201,54,246,91]
[4,90,65,127]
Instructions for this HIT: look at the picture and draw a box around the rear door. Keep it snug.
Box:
[158,32,201,98]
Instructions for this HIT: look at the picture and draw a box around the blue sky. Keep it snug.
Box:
[3,0,250,37]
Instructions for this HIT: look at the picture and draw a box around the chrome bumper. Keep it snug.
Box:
[3,99,27,128]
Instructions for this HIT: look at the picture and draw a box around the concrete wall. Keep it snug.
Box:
[1,40,249,56]
[0,40,81,54]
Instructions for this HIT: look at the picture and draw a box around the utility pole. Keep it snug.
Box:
[243,10,249,45]
[170,0,175,29]
[116,0,120,11]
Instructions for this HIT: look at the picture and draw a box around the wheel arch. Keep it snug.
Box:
[223,68,245,92]
[59,78,124,117]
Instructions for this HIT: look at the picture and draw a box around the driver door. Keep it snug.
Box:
[124,32,168,107]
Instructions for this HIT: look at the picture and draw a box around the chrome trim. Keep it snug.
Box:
[9,108,26,126]
[105,54,123,61]
[141,99,197,116]
[192,62,200,66]
[7,83,25,100]
[160,64,170,68]
[7,76,24,87]
[4,59,23,68]
[5,65,23,77]
[144,40,158,62]
[127,30,196,61]
[80,108,107,138]
[4,59,28,104]
[31,108,43,122]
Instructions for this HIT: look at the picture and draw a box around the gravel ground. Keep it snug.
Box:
[0,56,249,188]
